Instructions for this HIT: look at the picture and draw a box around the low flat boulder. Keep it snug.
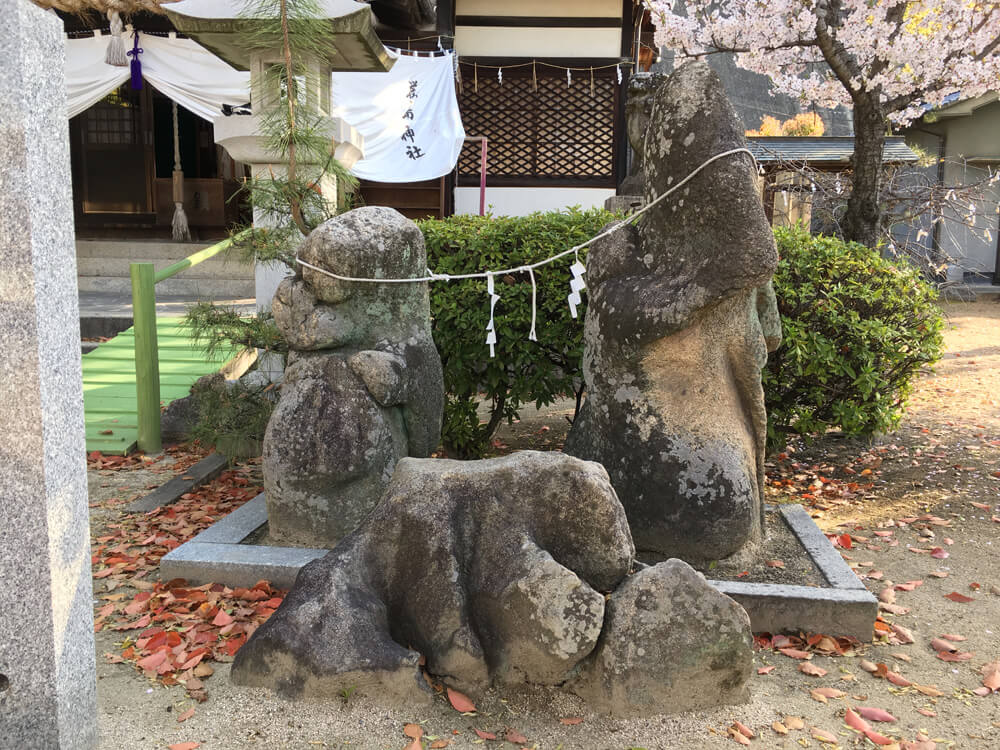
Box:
[569,559,753,716]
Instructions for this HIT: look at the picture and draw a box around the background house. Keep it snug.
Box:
[899,93,1000,286]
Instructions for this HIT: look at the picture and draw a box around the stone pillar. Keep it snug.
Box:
[0,2,98,748]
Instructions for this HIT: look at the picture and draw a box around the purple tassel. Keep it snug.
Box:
[127,30,143,90]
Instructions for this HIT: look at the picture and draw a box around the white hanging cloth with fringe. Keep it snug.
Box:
[65,32,250,121]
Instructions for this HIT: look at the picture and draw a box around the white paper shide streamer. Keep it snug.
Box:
[567,260,586,319]
[296,148,755,356]
[485,272,500,358]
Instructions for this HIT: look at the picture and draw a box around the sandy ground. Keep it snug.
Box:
[93,301,1000,749]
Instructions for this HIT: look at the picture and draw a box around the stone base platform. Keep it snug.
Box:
[160,496,877,640]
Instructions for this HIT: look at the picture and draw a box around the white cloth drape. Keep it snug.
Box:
[65,32,250,121]
[331,49,466,182]
[64,36,465,181]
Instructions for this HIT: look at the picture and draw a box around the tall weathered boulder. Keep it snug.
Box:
[565,63,781,562]
[232,452,635,701]
[263,206,443,546]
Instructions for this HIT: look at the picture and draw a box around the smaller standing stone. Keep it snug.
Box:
[568,559,753,716]
[263,206,443,546]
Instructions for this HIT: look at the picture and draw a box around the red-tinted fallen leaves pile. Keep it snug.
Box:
[87,443,210,474]
[765,447,882,509]
[92,464,280,701]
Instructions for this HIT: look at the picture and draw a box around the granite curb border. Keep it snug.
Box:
[160,494,326,588]
[128,452,230,513]
[161,497,877,640]
[706,503,877,640]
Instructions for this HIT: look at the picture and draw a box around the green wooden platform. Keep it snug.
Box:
[83,317,238,454]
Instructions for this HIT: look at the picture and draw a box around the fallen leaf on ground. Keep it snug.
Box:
[800,662,827,677]
[176,707,195,723]
[757,665,775,675]
[855,706,897,722]
[504,728,528,744]
[473,728,496,740]
[727,728,751,745]
[403,724,423,739]
[982,661,1000,692]
[732,721,754,738]
[930,637,958,652]
[766,559,785,568]
[559,717,583,725]
[913,684,944,697]
[784,716,805,730]
[937,650,974,662]
[168,744,200,750]
[429,741,450,749]
[940,633,966,641]
[779,648,811,659]
[891,624,915,644]
[810,726,837,743]
[772,721,788,735]
[446,687,476,713]
[944,591,975,603]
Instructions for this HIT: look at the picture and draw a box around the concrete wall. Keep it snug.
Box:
[454,187,616,216]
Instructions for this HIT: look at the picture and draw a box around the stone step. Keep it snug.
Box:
[76,274,255,298]
[75,254,253,280]
[76,240,242,261]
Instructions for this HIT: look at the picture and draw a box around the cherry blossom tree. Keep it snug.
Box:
[644,0,1000,248]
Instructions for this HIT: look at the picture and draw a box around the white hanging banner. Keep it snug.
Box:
[65,32,250,121]
[332,49,466,182]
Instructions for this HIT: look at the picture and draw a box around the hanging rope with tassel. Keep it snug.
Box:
[127,29,143,90]
[104,7,127,66]
[171,101,191,242]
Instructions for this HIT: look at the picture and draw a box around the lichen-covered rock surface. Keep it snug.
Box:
[565,62,781,563]
[232,451,634,701]
[568,559,754,716]
[263,206,443,547]
[232,451,754,716]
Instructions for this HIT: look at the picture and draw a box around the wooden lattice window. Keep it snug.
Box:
[457,66,618,188]
[85,87,141,146]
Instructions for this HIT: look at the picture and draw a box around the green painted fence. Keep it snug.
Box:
[82,318,237,455]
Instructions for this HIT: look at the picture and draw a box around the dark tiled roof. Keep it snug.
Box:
[747,136,919,165]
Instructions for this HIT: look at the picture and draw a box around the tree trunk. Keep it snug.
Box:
[842,98,885,248]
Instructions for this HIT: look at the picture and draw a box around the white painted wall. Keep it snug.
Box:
[454,187,616,216]
[455,27,622,58]
[457,0,621,17]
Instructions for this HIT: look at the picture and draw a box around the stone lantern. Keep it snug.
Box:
[164,0,394,310]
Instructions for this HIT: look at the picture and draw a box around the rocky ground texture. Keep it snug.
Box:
[90,301,1000,749]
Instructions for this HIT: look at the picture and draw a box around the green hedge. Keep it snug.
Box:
[418,208,617,457]
[421,217,943,457]
[764,225,944,447]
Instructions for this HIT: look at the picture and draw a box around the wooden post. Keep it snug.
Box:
[130,262,162,453]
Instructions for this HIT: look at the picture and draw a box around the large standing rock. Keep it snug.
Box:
[568,559,753,716]
[263,207,444,546]
[565,62,781,562]
[233,451,635,701]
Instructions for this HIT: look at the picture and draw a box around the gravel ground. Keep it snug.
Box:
[93,301,1000,749]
